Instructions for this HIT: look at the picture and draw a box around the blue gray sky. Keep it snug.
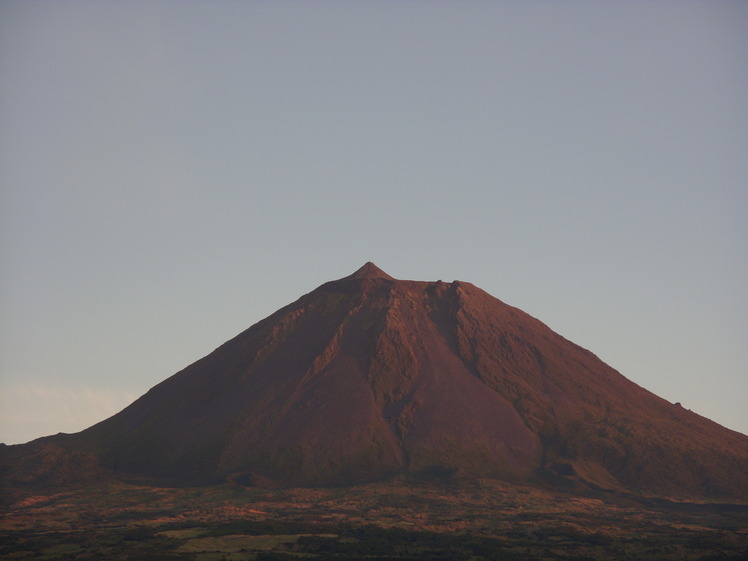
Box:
[1,1,746,444]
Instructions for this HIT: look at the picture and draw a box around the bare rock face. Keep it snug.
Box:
[4,263,748,498]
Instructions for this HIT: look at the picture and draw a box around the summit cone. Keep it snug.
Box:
[2,263,747,498]
[341,261,395,280]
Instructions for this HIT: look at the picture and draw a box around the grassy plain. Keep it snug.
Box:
[2,479,746,560]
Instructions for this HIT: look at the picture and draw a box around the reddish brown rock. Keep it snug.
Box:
[3,263,747,499]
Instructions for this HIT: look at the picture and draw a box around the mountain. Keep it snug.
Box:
[3,263,747,498]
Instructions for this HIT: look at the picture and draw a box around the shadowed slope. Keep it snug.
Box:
[3,263,747,498]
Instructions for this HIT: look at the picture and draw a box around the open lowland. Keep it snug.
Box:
[2,479,747,560]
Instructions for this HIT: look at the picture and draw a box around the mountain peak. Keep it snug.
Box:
[8,263,747,499]
[343,262,395,280]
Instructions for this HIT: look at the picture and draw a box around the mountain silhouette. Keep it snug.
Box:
[3,263,747,498]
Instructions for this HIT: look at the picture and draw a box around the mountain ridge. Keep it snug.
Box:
[2,263,747,499]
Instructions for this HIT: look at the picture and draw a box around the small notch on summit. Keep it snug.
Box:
[344,262,395,280]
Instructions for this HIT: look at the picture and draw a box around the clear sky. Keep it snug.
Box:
[1,1,746,445]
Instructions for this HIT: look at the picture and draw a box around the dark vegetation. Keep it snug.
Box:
[3,517,748,560]
[2,480,747,560]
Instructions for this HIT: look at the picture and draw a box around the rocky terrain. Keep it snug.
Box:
[3,262,747,498]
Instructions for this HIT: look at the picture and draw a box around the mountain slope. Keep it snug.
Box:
[3,263,747,498]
